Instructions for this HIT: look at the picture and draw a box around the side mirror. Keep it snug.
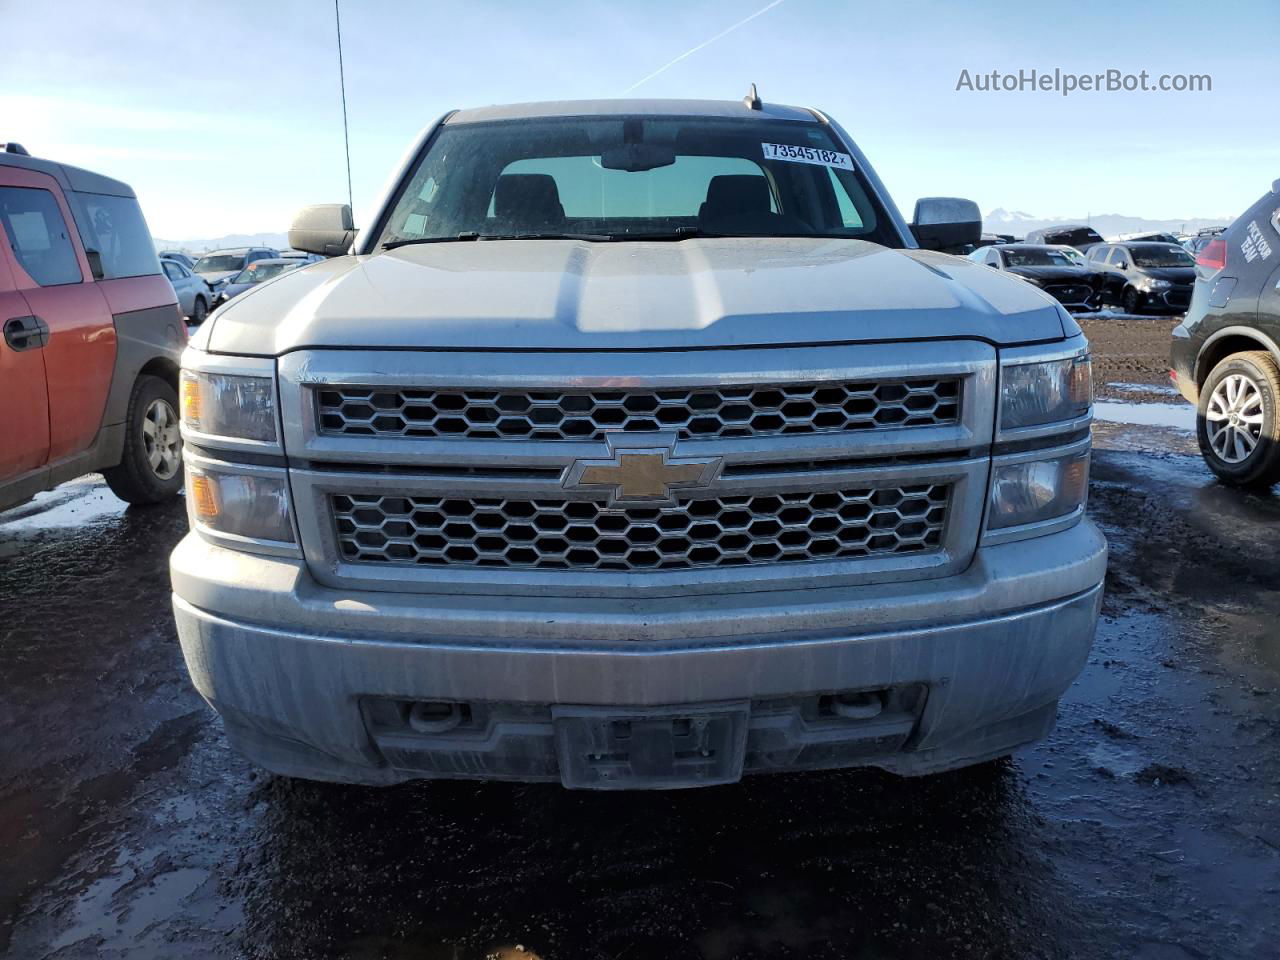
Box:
[910,197,982,253]
[288,204,355,257]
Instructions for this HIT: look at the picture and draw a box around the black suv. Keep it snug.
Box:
[1023,224,1104,252]
[1172,180,1280,487]
[1089,241,1196,314]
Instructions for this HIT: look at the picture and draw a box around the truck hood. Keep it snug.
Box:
[204,238,1068,356]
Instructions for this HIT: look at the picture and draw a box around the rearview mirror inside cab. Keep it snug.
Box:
[910,197,982,254]
[288,203,356,257]
[600,143,677,172]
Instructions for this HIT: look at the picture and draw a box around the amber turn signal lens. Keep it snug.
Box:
[189,472,218,521]
[181,375,201,427]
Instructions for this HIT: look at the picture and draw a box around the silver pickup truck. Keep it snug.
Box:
[171,97,1105,790]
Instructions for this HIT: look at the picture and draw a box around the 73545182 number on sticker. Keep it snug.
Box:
[761,142,854,170]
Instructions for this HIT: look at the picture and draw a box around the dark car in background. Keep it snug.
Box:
[1088,241,1195,314]
[1023,224,1105,252]
[1184,227,1226,257]
[212,257,306,306]
[967,243,1101,312]
[1172,180,1280,488]
[1112,231,1182,245]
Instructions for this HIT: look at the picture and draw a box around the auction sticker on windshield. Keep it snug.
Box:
[762,143,854,169]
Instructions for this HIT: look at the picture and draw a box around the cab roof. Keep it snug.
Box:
[0,150,136,197]
[446,98,821,125]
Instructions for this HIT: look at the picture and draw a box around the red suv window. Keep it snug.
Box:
[0,186,83,286]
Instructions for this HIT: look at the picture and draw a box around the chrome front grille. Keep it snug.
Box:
[331,484,950,572]
[315,378,960,442]
[280,344,996,596]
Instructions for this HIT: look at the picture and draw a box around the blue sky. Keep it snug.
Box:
[2,0,1275,239]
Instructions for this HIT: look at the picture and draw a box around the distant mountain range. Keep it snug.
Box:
[985,209,1233,240]
[153,232,290,255]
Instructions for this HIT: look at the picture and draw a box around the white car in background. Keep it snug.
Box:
[160,257,214,324]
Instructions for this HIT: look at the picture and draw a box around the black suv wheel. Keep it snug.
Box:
[102,375,185,505]
[1196,351,1280,488]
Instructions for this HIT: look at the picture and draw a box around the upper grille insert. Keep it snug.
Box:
[316,379,960,442]
[331,484,950,572]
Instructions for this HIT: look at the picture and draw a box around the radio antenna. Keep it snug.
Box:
[334,0,354,212]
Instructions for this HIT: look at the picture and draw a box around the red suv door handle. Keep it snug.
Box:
[3,315,49,352]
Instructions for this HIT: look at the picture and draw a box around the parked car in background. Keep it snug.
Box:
[158,250,196,270]
[967,243,1102,312]
[212,257,306,306]
[279,249,324,263]
[1088,241,1195,314]
[1110,231,1181,245]
[1184,227,1226,257]
[161,257,213,323]
[1171,180,1280,487]
[192,246,279,299]
[1023,224,1105,252]
[1050,244,1089,267]
[0,147,186,511]
[171,96,1104,790]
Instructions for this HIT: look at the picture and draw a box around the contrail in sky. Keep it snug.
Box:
[624,0,789,94]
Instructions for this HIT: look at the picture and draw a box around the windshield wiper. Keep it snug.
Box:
[383,231,612,249]
[383,233,483,250]
[472,232,614,242]
[624,226,716,241]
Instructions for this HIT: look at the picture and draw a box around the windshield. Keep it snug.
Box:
[375,116,898,246]
[1003,248,1074,267]
[231,262,296,284]
[1056,247,1085,265]
[1130,244,1194,267]
[195,254,246,273]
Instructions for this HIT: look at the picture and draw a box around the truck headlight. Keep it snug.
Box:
[187,463,295,543]
[988,450,1089,530]
[1000,354,1092,430]
[181,370,277,442]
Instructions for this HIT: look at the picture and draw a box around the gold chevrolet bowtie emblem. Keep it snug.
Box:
[566,444,723,505]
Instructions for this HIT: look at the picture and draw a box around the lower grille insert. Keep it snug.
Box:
[331,485,950,572]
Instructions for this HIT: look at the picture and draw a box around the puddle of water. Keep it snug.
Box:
[48,851,208,952]
[1094,401,1195,431]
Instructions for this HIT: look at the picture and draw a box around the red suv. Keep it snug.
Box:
[0,144,186,511]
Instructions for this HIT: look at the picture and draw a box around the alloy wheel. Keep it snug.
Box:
[1205,373,1264,464]
[142,398,182,480]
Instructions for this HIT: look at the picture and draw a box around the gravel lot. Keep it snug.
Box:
[2,318,1278,960]
[1079,313,1183,402]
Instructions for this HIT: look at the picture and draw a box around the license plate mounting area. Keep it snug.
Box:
[552,702,750,790]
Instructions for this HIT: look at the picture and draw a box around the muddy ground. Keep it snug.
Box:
[1079,313,1183,403]
[2,318,1278,960]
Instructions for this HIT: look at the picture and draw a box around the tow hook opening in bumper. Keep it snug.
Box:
[362,685,927,790]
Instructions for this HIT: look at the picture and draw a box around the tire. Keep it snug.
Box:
[191,296,208,324]
[102,375,185,505]
[1122,286,1142,315]
[1195,351,1280,489]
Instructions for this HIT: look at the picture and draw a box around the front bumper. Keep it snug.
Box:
[172,520,1106,788]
